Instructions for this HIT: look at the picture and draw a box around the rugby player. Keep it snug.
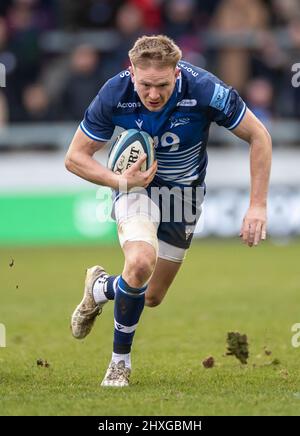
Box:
[65,35,272,387]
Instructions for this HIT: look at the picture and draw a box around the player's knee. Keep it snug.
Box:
[145,294,163,307]
[145,282,169,307]
[125,255,156,287]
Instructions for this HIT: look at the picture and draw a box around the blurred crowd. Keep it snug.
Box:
[0,0,300,127]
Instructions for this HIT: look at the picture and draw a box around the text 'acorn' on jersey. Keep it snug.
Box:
[107,129,155,174]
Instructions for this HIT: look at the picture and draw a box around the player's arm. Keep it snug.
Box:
[231,108,272,247]
[65,128,156,190]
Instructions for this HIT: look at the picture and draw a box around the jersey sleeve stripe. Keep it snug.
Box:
[227,102,247,130]
[80,122,110,142]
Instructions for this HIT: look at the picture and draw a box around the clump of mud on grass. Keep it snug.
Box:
[37,358,50,368]
[226,332,249,364]
[202,356,215,368]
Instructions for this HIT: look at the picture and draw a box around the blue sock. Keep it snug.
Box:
[105,275,119,300]
[113,276,147,354]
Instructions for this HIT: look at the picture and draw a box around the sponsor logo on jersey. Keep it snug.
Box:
[177,99,197,107]
[178,63,199,77]
[135,119,143,129]
[209,83,229,111]
[170,117,190,128]
[119,70,131,78]
[117,101,142,109]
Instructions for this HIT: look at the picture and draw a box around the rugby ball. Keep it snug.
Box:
[107,129,155,174]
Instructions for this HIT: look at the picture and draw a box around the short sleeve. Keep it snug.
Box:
[80,81,114,141]
[203,76,247,130]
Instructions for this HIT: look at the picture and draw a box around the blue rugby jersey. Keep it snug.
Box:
[80,61,247,188]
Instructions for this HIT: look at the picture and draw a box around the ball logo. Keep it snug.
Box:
[126,146,140,169]
[115,155,126,174]
[114,145,141,174]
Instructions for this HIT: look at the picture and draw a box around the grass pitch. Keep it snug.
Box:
[1,240,300,416]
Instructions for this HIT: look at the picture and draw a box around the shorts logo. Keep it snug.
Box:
[185,227,193,240]
[209,83,229,111]
[117,101,142,109]
[177,99,197,107]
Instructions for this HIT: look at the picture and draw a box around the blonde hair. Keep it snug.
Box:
[128,35,182,69]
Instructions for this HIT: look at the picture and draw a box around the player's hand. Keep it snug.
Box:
[240,206,267,247]
[118,154,157,191]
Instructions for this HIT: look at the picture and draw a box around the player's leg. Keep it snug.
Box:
[145,257,182,307]
[104,239,186,385]
[71,265,110,339]
[70,192,159,340]
[101,192,160,387]
[144,182,204,308]
[101,239,157,387]
[145,240,186,307]
[71,243,181,341]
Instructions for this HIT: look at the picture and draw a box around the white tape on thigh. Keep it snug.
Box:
[118,215,159,256]
[115,192,160,224]
[158,240,186,263]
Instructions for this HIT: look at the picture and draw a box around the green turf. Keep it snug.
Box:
[1,240,300,416]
